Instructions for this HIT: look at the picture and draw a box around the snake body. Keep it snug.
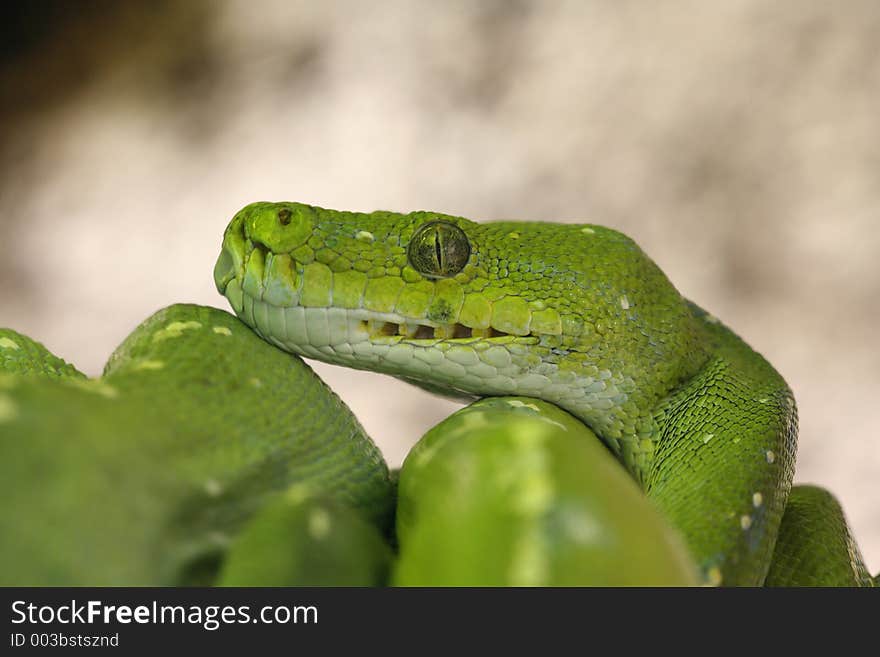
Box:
[0,306,392,585]
[1,201,875,586]
[214,201,875,586]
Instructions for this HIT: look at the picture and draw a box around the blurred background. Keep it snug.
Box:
[1,0,877,571]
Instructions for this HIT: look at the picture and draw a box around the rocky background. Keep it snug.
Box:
[1,0,878,571]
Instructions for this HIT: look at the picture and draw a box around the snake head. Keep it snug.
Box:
[215,201,707,447]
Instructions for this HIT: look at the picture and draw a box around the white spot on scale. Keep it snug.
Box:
[505,399,541,412]
[152,321,202,342]
[204,479,223,497]
[508,231,520,239]
[766,450,776,464]
[580,227,595,234]
[702,433,715,444]
[752,492,763,508]
[212,326,232,336]
[308,509,331,539]
[740,515,752,530]
[355,230,375,243]
[0,337,20,350]
[620,295,630,310]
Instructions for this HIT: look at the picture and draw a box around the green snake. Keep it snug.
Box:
[1,201,875,586]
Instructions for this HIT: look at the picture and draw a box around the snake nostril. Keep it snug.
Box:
[278,208,292,225]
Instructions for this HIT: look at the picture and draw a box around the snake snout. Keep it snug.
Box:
[214,218,247,295]
[213,246,237,294]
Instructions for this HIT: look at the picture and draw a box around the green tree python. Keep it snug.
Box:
[1,201,875,587]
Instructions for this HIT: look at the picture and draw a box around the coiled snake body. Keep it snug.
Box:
[0,201,875,586]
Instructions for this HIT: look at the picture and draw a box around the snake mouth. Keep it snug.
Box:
[223,278,540,354]
[359,319,513,341]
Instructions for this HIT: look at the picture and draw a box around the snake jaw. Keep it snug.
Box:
[229,282,539,354]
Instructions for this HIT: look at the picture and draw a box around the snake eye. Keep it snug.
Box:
[407,221,471,278]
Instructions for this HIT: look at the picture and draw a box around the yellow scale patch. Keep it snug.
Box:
[134,360,165,371]
[308,509,332,539]
[152,321,203,342]
[0,337,20,350]
[0,394,18,423]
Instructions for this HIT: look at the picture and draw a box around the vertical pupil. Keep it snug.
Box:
[434,230,443,270]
